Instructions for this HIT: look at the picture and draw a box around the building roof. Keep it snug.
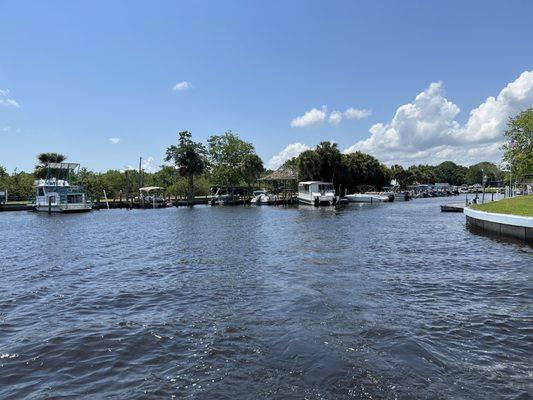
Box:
[259,165,297,181]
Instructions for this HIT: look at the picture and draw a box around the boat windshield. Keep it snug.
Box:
[318,184,333,191]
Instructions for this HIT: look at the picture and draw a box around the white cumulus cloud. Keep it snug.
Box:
[0,89,20,108]
[267,142,311,169]
[291,105,372,127]
[344,71,533,166]
[344,107,372,119]
[290,106,327,128]
[329,111,343,126]
[173,81,193,91]
[141,156,158,173]
[108,137,121,144]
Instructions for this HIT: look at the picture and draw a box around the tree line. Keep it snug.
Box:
[1,109,530,201]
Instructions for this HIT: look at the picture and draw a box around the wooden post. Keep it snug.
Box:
[48,196,52,215]
[103,190,110,210]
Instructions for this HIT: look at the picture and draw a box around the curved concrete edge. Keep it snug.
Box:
[464,207,533,244]
[464,207,533,228]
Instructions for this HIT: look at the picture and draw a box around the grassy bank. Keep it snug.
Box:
[472,195,533,217]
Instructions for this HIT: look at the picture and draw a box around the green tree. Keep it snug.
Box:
[390,164,414,189]
[315,141,342,184]
[34,152,67,178]
[434,161,467,186]
[340,151,389,192]
[241,153,264,195]
[153,165,181,191]
[207,131,255,186]
[407,164,437,184]
[465,162,501,185]
[165,131,207,202]
[502,108,533,182]
[3,169,34,200]
[297,150,321,181]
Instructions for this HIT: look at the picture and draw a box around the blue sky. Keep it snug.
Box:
[1,0,532,172]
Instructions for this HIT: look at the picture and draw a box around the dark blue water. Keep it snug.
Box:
[0,198,531,399]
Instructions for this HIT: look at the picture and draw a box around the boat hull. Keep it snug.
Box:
[251,194,276,205]
[34,203,92,213]
[297,196,335,206]
[345,194,387,203]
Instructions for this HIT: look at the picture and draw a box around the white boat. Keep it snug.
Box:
[366,191,395,202]
[250,189,276,205]
[345,193,389,203]
[210,186,248,205]
[382,186,410,201]
[297,181,336,206]
[32,163,92,213]
[139,186,168,208]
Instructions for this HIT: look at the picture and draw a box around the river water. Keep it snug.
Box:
[0,198,531,399]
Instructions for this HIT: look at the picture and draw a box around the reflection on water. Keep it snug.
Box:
[0,198,531,399]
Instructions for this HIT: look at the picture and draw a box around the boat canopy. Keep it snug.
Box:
[45,162,80,170]
[139,186,164,192]
[298,181,333,185]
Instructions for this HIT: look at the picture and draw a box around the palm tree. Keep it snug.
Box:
[241,154,264,196]
[34,152,67,178]
[165,131,207,203]
[315,141,341,183]
[297,150,321,181]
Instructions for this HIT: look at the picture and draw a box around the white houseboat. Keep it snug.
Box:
[33,163,92,213]
[297,181,336,206]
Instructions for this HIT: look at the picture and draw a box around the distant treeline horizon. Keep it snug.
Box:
[1,106,530,201]
[0,146,506,201]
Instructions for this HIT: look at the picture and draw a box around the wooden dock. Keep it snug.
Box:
[440,203,465,212]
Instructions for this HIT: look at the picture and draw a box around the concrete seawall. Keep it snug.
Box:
[464,207,533,244]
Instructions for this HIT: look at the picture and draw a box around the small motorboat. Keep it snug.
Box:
[139,187,168,208]
[250,189,276,205]
[345,193,389,203]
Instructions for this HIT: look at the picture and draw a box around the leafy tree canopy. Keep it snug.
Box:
[207,131,256,186]
[502,108,533,181]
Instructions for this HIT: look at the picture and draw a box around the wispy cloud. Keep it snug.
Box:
[344,107,372,119]
[290,106,327,128]
[108,137,121,144]
[141,156,158,173]
[329,111,343,126]
[291,105,371,128]
[267,142,311,169]
[0,89,20,108]
[173,81,193,91]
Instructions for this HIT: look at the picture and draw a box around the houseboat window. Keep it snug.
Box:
[38,188,45,196]
[67,194,83,203]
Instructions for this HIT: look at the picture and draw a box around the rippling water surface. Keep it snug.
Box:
[0,198,531,399]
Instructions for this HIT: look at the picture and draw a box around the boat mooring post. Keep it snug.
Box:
[103,190,110,210]
[48,196,52,215]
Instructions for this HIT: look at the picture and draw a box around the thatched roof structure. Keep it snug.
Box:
[260,165,297,181]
